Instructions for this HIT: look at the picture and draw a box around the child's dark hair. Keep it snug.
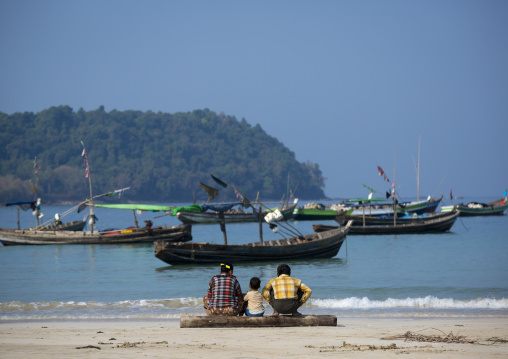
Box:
[249,277,261,290]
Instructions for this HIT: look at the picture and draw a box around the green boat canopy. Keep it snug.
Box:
[94,204,175,212]
[346,198,386,203]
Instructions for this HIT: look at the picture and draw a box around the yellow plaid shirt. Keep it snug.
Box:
[262,274,312,304]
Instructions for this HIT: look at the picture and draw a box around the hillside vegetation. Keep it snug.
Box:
[0,106,326,203]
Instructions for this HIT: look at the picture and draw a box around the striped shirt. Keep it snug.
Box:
[262,274,312,304]
[206,274,243,308]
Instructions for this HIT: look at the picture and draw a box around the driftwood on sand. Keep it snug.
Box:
[180,315,337,328]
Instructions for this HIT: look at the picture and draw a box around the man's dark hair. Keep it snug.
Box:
[221,262,234,273]
[250,277,261,290]
[277,264,291,276]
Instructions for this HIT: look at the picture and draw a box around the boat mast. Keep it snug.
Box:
[417,135,421,202]
[393,149,397,226]
[31,157,42,228]
[81,141,95,233]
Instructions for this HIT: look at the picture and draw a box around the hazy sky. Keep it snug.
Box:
[1,1,507,199]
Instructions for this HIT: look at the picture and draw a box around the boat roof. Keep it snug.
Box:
[94,204,174,212]
[1,201,34,207]
[346,198,387,203]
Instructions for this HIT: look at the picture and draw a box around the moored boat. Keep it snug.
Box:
[293,197,406,221]
[175,202,297,224]
[154,221,352,264]
[335,209,455,227]
[334,198,406,217]
[441,196,508,216]
[313,209,459,235]
[0,223,192,246]
[292,203,346,221]
[400,195,443,215]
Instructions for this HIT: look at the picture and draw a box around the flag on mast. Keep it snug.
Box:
[200,182,218,200]
[377,165,390,182]
[81,143,89,178]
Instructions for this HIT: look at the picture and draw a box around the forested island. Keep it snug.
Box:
[0,106,326,203]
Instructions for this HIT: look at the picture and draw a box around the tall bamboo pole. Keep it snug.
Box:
[81,141,95,234]
[417,135,421,202]
[393,149,397,226]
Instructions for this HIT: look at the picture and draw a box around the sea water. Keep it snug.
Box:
[1,196,507,320]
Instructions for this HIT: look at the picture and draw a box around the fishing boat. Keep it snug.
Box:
[154,174,352,264]
[0,201,194,246]
[312,209,460,235]
[398,136,443,215]
[0,151,192,246]
[334,197,406,217]
[335,209,455,227]
[154,221,352,264]
[292,202,347,221]
[399,195,443,215]
[441,196,508,216]
[0,223,192,246]
[1,199,89,232]
[175,201,297,224]
[293,196,405,221]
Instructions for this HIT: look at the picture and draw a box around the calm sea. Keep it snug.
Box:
[1,196,507,320]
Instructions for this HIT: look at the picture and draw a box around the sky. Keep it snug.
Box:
[1,0,507,200]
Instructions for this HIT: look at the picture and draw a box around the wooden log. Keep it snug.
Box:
[180,315,337,328]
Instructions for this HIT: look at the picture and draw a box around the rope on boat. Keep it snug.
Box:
[458,216,469,232]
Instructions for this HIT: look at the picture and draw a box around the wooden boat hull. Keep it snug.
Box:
[441,197,508,216]
[457,206,508,216]
[346,207,406,217]
[177,204,296,224]
[154,223,351,264]
[335,210,454,227]
[401,195,443,215]
[0,224,192,246]
[313,211,459,235]
[38,219,88,231]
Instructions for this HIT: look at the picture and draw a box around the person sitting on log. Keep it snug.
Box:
[241,277,265,317]
[203,262,244,316]
[262,264,312,316]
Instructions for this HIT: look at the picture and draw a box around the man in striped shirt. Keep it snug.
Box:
[262,264,312,316]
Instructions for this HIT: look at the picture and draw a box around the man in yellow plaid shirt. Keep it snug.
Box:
[262,264,312,316]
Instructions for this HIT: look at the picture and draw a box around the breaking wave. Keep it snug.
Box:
[1,296,507,320]
[311,296,508,310]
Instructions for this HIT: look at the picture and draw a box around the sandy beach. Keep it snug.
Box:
[1,317,507,358]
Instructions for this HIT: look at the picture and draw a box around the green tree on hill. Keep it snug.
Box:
[0,106,326,203]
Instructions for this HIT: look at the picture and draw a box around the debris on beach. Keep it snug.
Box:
[486,337,508,344]
[383,330,477,344]
[76,345,101,350]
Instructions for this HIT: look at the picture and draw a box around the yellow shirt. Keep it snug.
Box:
[262,274,312,304]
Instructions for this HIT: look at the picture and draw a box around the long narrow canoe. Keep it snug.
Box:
[441,197,508,216]
[400,195,443,215]
[154,222,352,265]
[313,210,459,235]
[0,224,191,246]
[335,210,455,227]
